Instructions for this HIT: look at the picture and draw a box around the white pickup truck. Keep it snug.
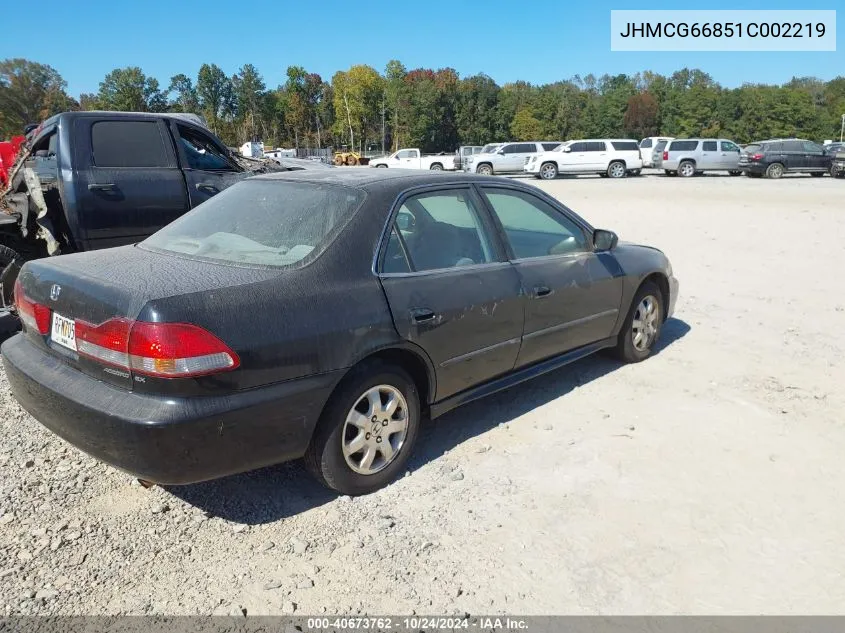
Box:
[369,148,457,170]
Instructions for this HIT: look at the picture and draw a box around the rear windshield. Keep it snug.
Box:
[654,141,668,152]
[141,179,365,268]
[743,144,762,153]
[668,140,699,151]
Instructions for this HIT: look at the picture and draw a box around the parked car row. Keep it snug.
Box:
[524,139,643,179]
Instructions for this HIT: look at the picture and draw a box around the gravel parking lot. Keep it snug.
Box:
[1,172,844,616]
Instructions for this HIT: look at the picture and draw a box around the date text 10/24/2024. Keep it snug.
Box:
[610,10,836,51]
[306,616,529,631]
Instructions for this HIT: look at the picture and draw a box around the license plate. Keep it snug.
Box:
[51,312,77,351]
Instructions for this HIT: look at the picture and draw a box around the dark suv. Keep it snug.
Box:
[739,139,834,179]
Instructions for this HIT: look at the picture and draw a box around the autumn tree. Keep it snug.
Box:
[623,92,659,138]
[0,59,77,136]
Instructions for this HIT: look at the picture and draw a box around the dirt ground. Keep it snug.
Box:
[1,171,844,615]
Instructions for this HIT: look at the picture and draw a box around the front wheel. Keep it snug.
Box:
[0,244,25,307]
[539,162,558,180]
[612,282,664,363]
[304,361,421,495]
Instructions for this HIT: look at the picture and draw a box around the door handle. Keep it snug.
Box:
[533,286,552,298]
[410,308,436,323]
[196,183,220,194]
[87,183,116,191]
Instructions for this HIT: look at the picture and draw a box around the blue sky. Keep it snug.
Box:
[2,0,841,97]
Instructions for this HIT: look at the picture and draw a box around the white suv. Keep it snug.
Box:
[470,141,561,175]
[524,139,643,180]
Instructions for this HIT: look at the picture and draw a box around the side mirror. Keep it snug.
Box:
[562,146,572,153]
[496,149,505,155]
[396,211,414,231]
[593,229,618,252]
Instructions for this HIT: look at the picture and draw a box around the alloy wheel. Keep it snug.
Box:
[608,162,625,178]
[342,385,409,475]
[632,295,660,351]
[540,163,557,180]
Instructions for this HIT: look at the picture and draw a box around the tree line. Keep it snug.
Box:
[2,57,844,153]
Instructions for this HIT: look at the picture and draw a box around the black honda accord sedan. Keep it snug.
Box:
[2,170,678,495]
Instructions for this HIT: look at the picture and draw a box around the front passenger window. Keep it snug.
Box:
[481,188,588,259]
[177,125,237,171]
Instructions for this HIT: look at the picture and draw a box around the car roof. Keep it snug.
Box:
[250,168,512,191]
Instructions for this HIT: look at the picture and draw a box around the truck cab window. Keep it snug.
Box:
[177,125,238,172]
[91,121,170,168]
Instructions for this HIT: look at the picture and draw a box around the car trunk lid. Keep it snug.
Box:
[16,245,279,390]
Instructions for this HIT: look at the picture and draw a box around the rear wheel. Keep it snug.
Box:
[304,361,420,495]
[612,281,664,363]
[429,163,443,171]
[539,162,558,180]
[678,160,695,177]
[376,164,387,168]
[476,163,493,176]
[765,162,784,179]
[607,161,626,178]
[346,155,358,166]
[334,155,344,166]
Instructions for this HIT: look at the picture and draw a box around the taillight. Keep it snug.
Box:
[663,151,669,160]
[751,153,763,161]
[76,318,239,378]
[14,280,50,335]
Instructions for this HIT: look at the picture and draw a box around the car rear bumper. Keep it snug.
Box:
[740,162,765,174]
[2,334,342,484]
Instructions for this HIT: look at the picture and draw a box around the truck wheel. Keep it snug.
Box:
[0,244,25,308]
[539,162,558,180]
[678,160,695,177]
[376,164,388,168]
[476,164,493,176]
[429,163,443,171]
[607,161,626,178]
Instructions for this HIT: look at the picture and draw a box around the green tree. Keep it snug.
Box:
[331,65,384,152]
[456,74,500,144]
[167,73,198,112]
[510,107,543,140]
[0,59,77,137]
[232,64,266,141]
[196,63,234,136]
[96,67,166,112]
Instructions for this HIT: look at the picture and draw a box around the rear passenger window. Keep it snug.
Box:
[382,227,411,274]
[389,190,496,272]
[91,121,169,168]
[481,188,588,259]
[702,141,718,151]
[669,140,699,151]
[611,141,639,151]
[586,142,606,152]
[782,141,804,152]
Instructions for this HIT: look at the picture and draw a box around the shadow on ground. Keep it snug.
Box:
[164,318,691,525]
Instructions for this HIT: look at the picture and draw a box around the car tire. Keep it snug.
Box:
[429,163,443,171]
[765,163,784,179]
[678,160,695,177]
[376,164,388,168]
[607,161,626,178]
[612,281,664,363]
[0,243,26,307]
[729,171,742,176]
[539,162,558,180]
[476,163,493,176]
[304,360,421,495]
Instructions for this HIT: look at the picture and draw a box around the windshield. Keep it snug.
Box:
[141,180,365,268]
[480,144,500,154]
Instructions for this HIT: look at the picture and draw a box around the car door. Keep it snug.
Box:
[478,185,624,368]
[170,122,246,207]
[719,140,741,170]
[803,141,827,171]
[780,140,807,171]
[587,141,608,170]
[74,117,189,250]
[497,143,524,172]
[378,186,525,400]
[559,142,587,173]
[699,140,719,169]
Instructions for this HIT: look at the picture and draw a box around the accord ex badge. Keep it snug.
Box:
[50,284,61,301]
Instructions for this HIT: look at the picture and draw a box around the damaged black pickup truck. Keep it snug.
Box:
[0,111,316,306]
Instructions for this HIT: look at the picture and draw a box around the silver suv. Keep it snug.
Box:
[470,141,562,175]
[660,138,743,177]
